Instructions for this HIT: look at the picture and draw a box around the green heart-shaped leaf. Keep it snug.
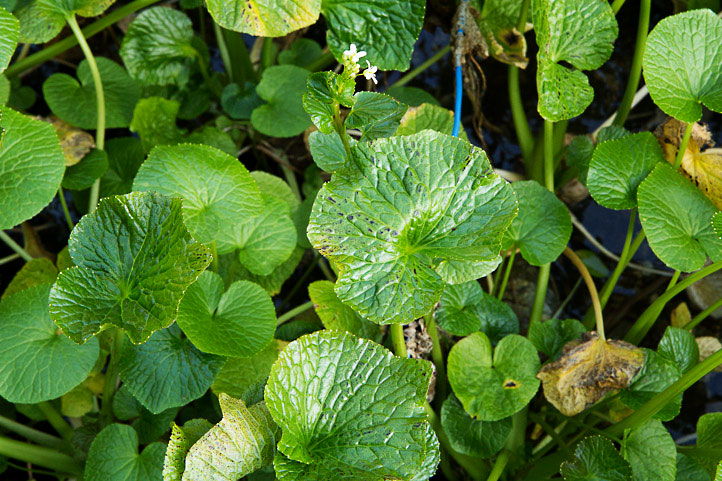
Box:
[205,0,320,37]
[177,271,276,357]
[587,132,664,210]
[264,330,439,480]
[43,57,139,129]
[308,280,383,342]
[0,6,18,72]
[84,423,165,481]
[307,131,517,325]
[643,9,722,123]
[119,6,198,87]
[345,91,408,141]
[435,280,519,342]
[119,324,225,414]
[182,395,280,480]
[221,82,263,120]
[0,107,66,230]
[533,0,618,121]
[321,0,426,71]
[252,65,312,138]
[447,331,540,421]
[501,180,571,266]
[528,318,586,360]
[638,162,722,272]
[0,284,99,403]
[560,436,632,481]
[49,191,212,344]
[62,149,108,191]
[440,394,511,459]
[622,419,677,481]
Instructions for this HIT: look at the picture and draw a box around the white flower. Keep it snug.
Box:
[363,60,378,84]
[343,44,366,64]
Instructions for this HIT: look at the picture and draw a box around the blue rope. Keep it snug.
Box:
[452,0,467,138]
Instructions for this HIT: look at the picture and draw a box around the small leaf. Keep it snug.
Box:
[440,394,511,458]
[162,419,213,481]
[120,7,198,87]
[658,326,699,374]
[49,192,212,344]
[62,149,108,191]
[177,271,276,357]
[693,413,722,475]
[386,86,440,107]
[303,71,355,134]
[501,180,571,266]
[560,436,632,481]
[537,334,643,416]
[43,57,140,129]
[0,284,99,403]
[533,0,618,121]
[251,65,311,137]
[619,349,682,421]
[182,395,280,480]
[0,108,66,230]
[587,132,664,210]
[0,6,18,72]
[1,257,57,300]
[119,324,225,414]
[84,424,165,481]
[221,82,263,120]
[321,0,426,70]
[308,280,383,342]
[643,9,722,123]
[448,332,540,421]
[435,280,519,342]
[279,38,323,67]
[308,130,355,173]
[637,162,722,272]
[307,131,517,325]
[675,453,711,481]
[205,0,320,37]
[264,330,439,480]
[395,103,466,139]
[345,92,408,141]
[218,247,304,297]
[622,419,677,481]
[528,318,587,360]
[129,97,184,152]
[61,384,94,418]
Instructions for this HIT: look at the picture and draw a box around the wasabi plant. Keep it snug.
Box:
[1,0,722,480]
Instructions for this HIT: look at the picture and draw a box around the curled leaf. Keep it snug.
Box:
[537,333,643,416]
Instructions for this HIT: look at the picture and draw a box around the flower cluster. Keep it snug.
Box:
[342,44,378,84]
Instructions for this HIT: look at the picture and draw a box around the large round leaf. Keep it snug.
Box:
[638,162,722,272]
[177,271,276,358]
[0,107,65,230]
[321,0,426,71]
[501,180,571,266]
[307,130,518,325]
[133,143,263,252]
[533,0,618,121]
[85,424,165,481]
[440,394,511,459]
[119,6,198,87]
[0,6,18,73]
[643,10,722,123]
[205,0,321,37]
[119,324,225,414]
[447,332,540,421]
[587,132,664,210]
[43,57,140,129]
[251,65,311,137]
[264,330,439,480]
[49,192,212,344]
[0,284,99,403]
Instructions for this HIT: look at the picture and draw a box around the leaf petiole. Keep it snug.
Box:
[0,230,32,262]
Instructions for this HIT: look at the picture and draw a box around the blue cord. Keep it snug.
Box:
[452,65,462,137]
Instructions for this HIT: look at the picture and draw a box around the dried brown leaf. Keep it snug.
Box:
[45,116,95,166]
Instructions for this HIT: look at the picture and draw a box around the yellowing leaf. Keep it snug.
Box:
[47,117,95,166]
[696,336,722,372]
[670,302,691,328]
[536,334,643,416]
[655,118,722,209]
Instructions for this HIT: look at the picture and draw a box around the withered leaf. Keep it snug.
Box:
[655,117,722,210]
[44,116,95,166]
[696,336,722,373]
[537,333,644,416]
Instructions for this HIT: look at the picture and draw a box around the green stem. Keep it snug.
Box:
[543,120,555,191]
[66,14,104,214]
[0,253,21,265]
[213,22,234,82]
[608,347,722,436]
[530,264,551,327]
[685,296,722,331]
[492,255,507,296]
[261,37,276,71]
[391,45,451,89]
[276,301,314,327]
[508,66,533,163]
[58,187,74,231]
[497,250,516,300]
[5,0,160,78]
[611,0,626,14]
[0,435,82,475]
[390,323,407,357]
[280,163,302,202]
[528,413,571,458]
[625,261,722,344]
[305,48,335,72]
[318,257,336,281]
[486,451,510,481]
[333,103,353,160]
[564,247,605,340]
[599,210,636,307]
[0,230,32,262]
[0,415,65,450]
[222,27,256,83]
[673,122,693,171]
[425,315,448,404]
[36,402,73,442]
[100,329,124,427]
[613,0,650,126]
